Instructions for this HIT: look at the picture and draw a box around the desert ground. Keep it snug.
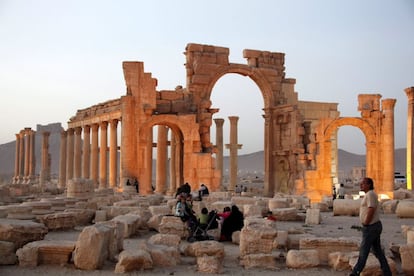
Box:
[1,209,412,276]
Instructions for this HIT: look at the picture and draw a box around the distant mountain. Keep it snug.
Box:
[222,148,407,176]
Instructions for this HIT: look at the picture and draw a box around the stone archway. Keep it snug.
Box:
[59,43,396,202]
[304,95,396,202]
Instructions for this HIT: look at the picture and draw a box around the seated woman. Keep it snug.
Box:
[220,205,244,241]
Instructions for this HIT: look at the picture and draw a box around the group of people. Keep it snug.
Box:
[173,182,244,242]
[125,178,139,193]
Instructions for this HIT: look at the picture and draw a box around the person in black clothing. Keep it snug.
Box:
[134,178,139,193]
[176,182,192,197]
[198,183,209,201]
[220,205,244,241]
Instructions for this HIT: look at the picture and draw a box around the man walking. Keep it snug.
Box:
[350,177,391,276]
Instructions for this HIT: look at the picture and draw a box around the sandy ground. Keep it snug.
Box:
[0,212,412,276]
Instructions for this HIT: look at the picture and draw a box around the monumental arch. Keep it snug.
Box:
[52,43,396,202]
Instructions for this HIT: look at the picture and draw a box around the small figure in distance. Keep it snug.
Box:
[338,183,345,199]
[134,178,139,193]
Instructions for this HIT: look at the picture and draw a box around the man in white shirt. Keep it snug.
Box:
[350,177,391,276]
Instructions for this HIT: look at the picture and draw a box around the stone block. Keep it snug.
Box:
[396,200,414,218]
[305,208,321,225]
[37,211,77,230]
[400,244,414,275]
[114,249,153,273]
[0,218,48,249]
[73,223,122,270]
[148,233,181,247]
[240,253,278,270]
[333,199,361,216]
[16,240,75,267]
[286,249,319,268]
[0,240,17,265]
[240,225,277,257]
[299,237,359,264]
[140,242,180,267]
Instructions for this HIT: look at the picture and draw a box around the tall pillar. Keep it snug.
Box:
[82,125,90,179]
[28,129,36,183]
[66,128,74,183]
[109,119,118,188]
[18,130,25,183]
[156,125,168,193]
[405,87,414,190]
[73,127,82,179]
[144,127,153,194]
[214,118,225,186]
[263,109,272,196]
[23,127,31,182]
[59,130,67,189]
[381,99,396,198]
[225,116,242,192]
[91,124,99,186]
[99,121,108,189]
[40,131,50,186]
[13,133,21,183]
[169,134,177,195]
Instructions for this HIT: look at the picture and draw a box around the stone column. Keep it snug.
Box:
[109,119,118,188]
[169,133,177,195]
[82,125,90,179]
[156,125,168,193]
[59,130,67,189]
[214,118,225,186]
[13,133,21,183]
[99,121,108,189]
[406,87,414,190]
[144,127,153,194]
[74,127,82,179]
[263,109,272,196]
[18,130,25,183]
[23,127,31,182]
[40,131,50,186]
[28,129,36,183]
[381,98,396,198]
[91,124,99,186]
[225,116,242,192]
[66,128,74,183]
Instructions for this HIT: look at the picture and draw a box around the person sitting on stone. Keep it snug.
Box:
[220,205,244,241]
[198,183,209,200]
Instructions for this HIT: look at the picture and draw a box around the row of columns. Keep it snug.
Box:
[12,128,36,184]
[59,120,119,189]
[147,116,240,195]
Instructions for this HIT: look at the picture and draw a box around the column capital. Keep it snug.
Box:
[382,98,396,110]
[91,123,99,131]
[74,126,82,135]
[60,130,67,138]
[214,118,225,127]
[405,87,414,100]
[67,128,75,135]
[100,121,108,130]
[83,125,91,133]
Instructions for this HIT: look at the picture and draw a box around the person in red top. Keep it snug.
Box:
[217,206,231,226]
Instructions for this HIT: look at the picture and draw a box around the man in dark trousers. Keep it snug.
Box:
[350,177,391,276]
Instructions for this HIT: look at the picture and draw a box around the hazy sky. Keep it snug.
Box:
[0,0,413,155]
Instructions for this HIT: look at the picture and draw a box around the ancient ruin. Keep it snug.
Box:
[10,43,399,202]
[2,43,414,275]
